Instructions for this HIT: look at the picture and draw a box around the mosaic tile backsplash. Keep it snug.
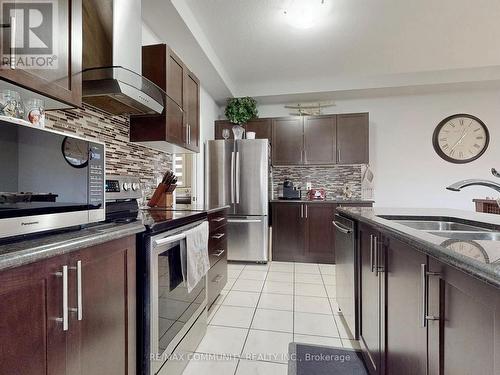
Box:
[45,104,172,197]
[272,165,363,199]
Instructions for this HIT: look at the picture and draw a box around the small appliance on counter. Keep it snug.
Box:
[307,188,326,200]
[279,178,302,200]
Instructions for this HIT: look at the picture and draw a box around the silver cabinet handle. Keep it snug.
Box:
[369,235,374,273]
[56,265,69,331]
[211,233,225,240]
[420,263,441,327]
[337,149,341,163]
[235,151,240,204]
[214,249,225,257]
[230,151,235,204]
[211,217,225,222]
[228,218,262,223]
[333,221,351,234]
[374,236,379,277]
[69,261,83,321]
[305,205,308,218]
[212,274,224,283]
[301,204,304,218]
[10,16,16,69]
[188,124,191,144]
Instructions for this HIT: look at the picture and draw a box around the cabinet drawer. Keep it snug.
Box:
[209,210,228,232]
[209,226,227,248]
[209,239,227,268]
[207,257,227,309]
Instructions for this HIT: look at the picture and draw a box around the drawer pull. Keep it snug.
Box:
[212,274,224,283]
[211,217,225,222]
[214,249,225,257]
[211,233,225,240]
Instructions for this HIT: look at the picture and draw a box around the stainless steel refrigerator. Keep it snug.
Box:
[206,139,269,262]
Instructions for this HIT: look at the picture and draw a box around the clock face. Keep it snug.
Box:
[62,137,89,168]
[433,114,489,163]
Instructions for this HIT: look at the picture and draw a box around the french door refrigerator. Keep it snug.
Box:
[206,139,269,262]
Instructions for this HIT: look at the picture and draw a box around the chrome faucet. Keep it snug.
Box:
[446,179,500,194]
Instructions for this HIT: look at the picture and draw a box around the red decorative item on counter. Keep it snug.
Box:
[307,188,326,200]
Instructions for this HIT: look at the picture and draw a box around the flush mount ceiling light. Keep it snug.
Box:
[283,0,330,29]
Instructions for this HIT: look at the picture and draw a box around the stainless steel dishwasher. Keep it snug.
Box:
[333,213,358,339]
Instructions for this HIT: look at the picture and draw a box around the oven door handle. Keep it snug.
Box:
[154,233,186,247]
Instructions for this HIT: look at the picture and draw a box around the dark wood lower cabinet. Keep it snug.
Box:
[304,204,336,263]
[359,224,385,375]
[272,203,305,262]
[0,236,136,375]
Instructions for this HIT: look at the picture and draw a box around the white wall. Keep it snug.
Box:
[195,86,219,205]
[258,88,500,211]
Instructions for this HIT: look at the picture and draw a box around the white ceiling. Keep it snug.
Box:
[145,0,500,103]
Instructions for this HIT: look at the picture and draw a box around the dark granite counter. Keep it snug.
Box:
[157,203,231,214]
[337,207,500,288]
[270,199,374,204]
[0,221,145,272]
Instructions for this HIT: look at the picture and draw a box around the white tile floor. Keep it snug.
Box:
[180,261,361,375]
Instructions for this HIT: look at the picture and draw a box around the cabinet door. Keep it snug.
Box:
[70,236,136,375]
[245,118,272,141]
[166,48,185,108]
[184,70,200,152]
[215,121,235,140]
[337,113,369,164]
[359,224,384,374]
[304,204,336,264]
[304,115,337,164]
[272,203,305,262]
[0,0,82,107]
[0,254,69,375]
[272,117,304,165]
[385,238,428,375]
[428,259,500,375]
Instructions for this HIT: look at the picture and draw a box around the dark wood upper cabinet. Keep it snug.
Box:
[130,44,200,153]
[0,236,136,375]
[184,70,200,152]
[0,0,82,108]
[272,117,304,165]
[245,118,272,140]
[304,115,337,164]
[337,113,369,164]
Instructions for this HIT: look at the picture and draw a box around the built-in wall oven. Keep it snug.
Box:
[139,219,208,375]
[0,118,105,238]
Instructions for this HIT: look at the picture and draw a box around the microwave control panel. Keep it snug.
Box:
[88,142,105,208]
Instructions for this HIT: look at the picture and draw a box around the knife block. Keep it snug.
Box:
[148,183,176,208]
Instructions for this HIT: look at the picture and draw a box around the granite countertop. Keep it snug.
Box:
[337,207,500,288]
[270,199,374,204]
[161,203,231,214]
[0,221,145,272]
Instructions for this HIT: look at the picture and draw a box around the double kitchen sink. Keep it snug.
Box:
[380,216,500,241]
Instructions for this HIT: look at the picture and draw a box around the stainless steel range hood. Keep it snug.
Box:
[82,0,164,115]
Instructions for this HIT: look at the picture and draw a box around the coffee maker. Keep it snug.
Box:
[279,178,302,200]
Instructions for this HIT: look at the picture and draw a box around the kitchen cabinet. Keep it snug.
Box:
[272,117,304,165]
[303,203,336,263]
[385,238,428,375]
[130,44,200,153]
[0,236,136,375]
[0,0,82,107]
[184,70,200,152]
[304,115,337,164]
[215,118,273,141]
[272,203,306,262]
[207,209,228,311]
[358,223,385,375]
[337,113,369,164]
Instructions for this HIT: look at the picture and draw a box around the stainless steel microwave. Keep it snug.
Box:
[0,118,105,239]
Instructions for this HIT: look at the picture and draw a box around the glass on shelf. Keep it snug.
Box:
[222,128,230,140]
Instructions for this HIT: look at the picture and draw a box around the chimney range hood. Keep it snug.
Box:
[81,0,164,115]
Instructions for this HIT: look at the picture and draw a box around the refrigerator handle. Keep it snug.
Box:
[235,151,241,204]
[230,151,235,204]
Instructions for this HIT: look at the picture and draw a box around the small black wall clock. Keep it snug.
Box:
[433,114,489,164]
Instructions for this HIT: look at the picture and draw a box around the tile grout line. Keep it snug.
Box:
[319,266,344,346]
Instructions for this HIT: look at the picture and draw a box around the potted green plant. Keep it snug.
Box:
[224,97,258,139]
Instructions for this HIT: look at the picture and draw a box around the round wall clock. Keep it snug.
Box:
[433,114,489,164]
[62,137,89,168]
[440,239,489,264]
